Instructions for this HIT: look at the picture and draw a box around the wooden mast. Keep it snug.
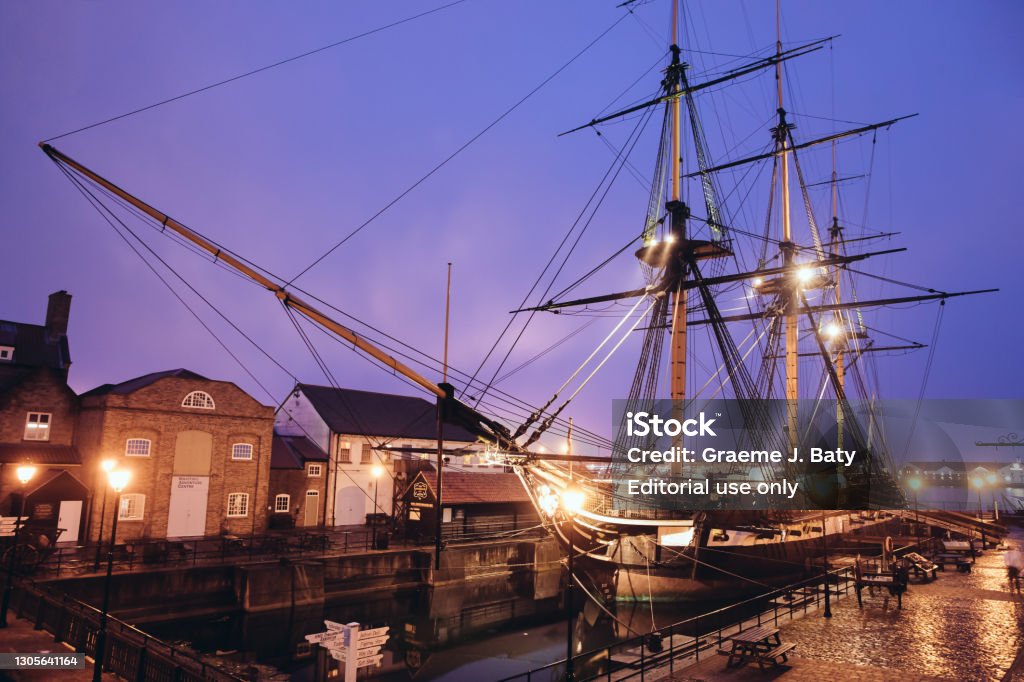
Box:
[776,0,799,450]
[830,142,845,451]
[669,0,687,413]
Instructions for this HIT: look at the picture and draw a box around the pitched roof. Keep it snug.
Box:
[271,433,328,469]
[405,470,530,505]
[297,384,479,442]
[0,443,80,465]
[82,368,210,396]
[0,320,70,371]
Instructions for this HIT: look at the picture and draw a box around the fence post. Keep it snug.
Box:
[135,638,148,682]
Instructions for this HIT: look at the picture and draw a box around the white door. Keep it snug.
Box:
[304,491,320,527]
[335,485,365,526]
[167,475,209,537]
[57,500,82,542]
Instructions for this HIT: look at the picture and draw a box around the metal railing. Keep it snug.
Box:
[496,566,857,682]
[32,521,546,578]
[10,580,245,681]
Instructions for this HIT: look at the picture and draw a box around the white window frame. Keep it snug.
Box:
[0,346,13,361]
[336,440,351,463]
[23,412,51,441]
[231,443,254,461]
[118,494,145,521]
[307,463,322,478]
[181,391,215,409]
[227,492,249,518]
[274,494,290,513]
[125,438,151,457]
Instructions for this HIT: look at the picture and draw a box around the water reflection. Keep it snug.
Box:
[145,566,739,680]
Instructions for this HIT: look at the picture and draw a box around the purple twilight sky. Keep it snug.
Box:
[1,1,1022,455]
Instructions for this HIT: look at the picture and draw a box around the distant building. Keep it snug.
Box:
[274,384,493,527]
[0,291,86,542]
[899,460,1024,487]
[398,469,537,541]
[268,432,329,529]
[78,369,274,542]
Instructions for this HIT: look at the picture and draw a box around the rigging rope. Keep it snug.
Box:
[44,0,472,142]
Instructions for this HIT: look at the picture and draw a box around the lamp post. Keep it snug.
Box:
[93,459,117,571]
[371,465,383,550]
[94,468,130,682]
[907,476,922,525]
[560,488,584,682]
[970,475,987,551]
[0,464,37,628]
[971,475,984,518]
[986,472,999,521]
[821,511,831,619]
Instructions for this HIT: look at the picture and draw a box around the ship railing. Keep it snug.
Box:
[496,565,857,682]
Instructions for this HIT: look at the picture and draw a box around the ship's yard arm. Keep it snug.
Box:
[557,37,832,137]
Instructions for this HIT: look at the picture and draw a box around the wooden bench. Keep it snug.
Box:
[757,642,797,668]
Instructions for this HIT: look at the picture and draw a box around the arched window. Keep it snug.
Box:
[125,438,151,457]
[274,494,290,513]
[118,494,146,521]
[231,443,254,461]
[182,391,215,409]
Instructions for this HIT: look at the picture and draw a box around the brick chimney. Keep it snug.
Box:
[45,290,72,338]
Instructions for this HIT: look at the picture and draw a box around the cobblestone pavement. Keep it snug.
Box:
[667,527,1024,682]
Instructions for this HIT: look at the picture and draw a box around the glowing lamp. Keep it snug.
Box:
[561,488,585,515]
[907,477,922,492]
[107,469,131,493]
[752,277,763,288]
[664,234,676,244]
[824,323,841,339]
[101,458,117,473]
[15,465,37,485]
[986,472,997,486]
[796,266,814,285]
[371,464,384,479]
[970,476,983,490]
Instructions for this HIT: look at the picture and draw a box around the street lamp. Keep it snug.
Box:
[907,476,922,525]
[371,465,384,550]
[986,472,999,521]
[0,464,36,628]
[93,458,117,571]
[94,468,130,682]
[560,488,584,681]
[971,475,984,518]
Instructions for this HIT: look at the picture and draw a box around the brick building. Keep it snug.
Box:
[274,384,490,527]
[0,291,87,542]
[269,432,328,529]
[77,369,274,542]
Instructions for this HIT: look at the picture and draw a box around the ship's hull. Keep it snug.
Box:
[518,461,904,602]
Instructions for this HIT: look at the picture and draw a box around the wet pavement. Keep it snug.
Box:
[668,527,1024,681]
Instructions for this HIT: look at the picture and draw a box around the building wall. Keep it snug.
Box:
[78,376,274,543]
[267,466,327,529]
[0,368,77,447]
[273,387,503,527]
[274,392,330,452]
[0,368,81,516]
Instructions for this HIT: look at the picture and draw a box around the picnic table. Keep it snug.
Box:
[719,625,796,669]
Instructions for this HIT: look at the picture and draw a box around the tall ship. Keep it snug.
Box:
[38,0,995,602]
